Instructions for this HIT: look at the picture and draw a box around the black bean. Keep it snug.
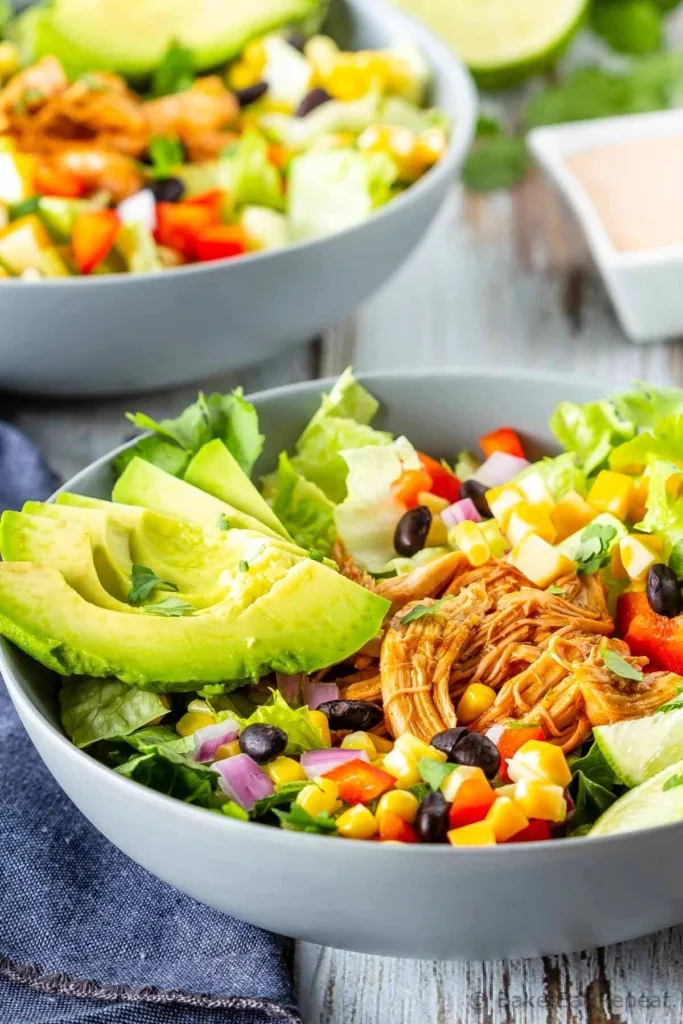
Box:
[449,732,500,779]
[394,505,431,557]
[459,479,491,518]
[286,30,307,52]
[430,727,469,762]
[295,87,332,118]
[239,724,287,763]
[147,177,185,203]
[316,699,383,732]
[647,564,682,619]
[234,81,269,107]
[416,791,450,844]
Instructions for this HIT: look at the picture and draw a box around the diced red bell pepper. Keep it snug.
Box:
[378,809,418,843]
[447,774,496,830]
[183,188,224,219]
[618,591,680,673]
[479,426,526,460]
[323,759,395,805]
[193,224,248,263]
[485,722,545,782]
[71,209,119,274]
[34,163,85,198]
[505,819,551,843]
[392,468,433,509]
[418,453,462,505]
[155,202,215,259]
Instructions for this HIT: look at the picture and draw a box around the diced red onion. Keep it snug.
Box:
[193,719,240,763]
[304,680,340,710]
[117,188,157,231]
[440,497,482,528]
[213,753,274,811]
[300,747,369,779]
[473,452,530,489]
[276,672,304,705]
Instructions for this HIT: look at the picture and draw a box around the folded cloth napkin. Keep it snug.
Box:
[0,422,302,1024]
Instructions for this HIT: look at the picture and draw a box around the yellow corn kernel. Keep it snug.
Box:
[418,491,449,514]
[176,711,216,737]
[456,682,496,725]
[619,534,663,582]
[370,734,394,755]
[513,780,567,823]
[509,533,576,587]
[214,739,242,761]
[506,502,557,547]
[296,776,340,818]
[394,732,447,764]
[242,40,266,72]
[309,709,331,746]
[341,731,377,760]
[381,747,421,789]
[336,803,378,839]
[228,60,262,91]
[413,126,448,165]
[451,520,490,567]
[550,490,596,543]
[376,789,419,824]
[0,41,20,82]
[373,754,386,769]
[587,470,635,521]
[485,797,529,842]
[506,740,572,789]
[416,490,450,546]
[447,821,497,847]
[516,472,554,510]
[486,484,524,531]
[264,756,307,785]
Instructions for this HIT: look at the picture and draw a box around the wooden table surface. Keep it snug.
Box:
[5,174,683,1023]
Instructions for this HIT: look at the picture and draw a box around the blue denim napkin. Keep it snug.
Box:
[0,422,302,1024]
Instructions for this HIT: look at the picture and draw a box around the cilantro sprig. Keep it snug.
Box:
[401,596,454,625]
[128,564,179,605]
[600,645,644,683]
[574,523,618,575]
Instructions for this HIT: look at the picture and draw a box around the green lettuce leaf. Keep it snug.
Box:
[291,369,392,503]
[637,460,683,549]
[115,748,216,806]
[334,436,423,571]
[550,398,635,474]
[262,452,336,555]
[120,388,264,479]
[513,452,587,500]
[241,690,325,755]
[610,414,683,473]
[568,742,621,834]
[60,678,168,748]
[220,129,284,211]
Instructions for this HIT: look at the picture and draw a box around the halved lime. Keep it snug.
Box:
[591,759,683,837]
[394,0,589,89]
[594,709,683,788]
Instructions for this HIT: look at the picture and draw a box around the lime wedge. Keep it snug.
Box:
[591,759,683,837]
[394,0,589,88]
[594,709,683,788]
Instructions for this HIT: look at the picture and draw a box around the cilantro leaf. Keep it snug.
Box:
[462,133,530,194]
[144,596,193,617]
[239,560,249,573]
[147,135,186,179]
[592,0,662,56]
[657,685,683,714]
[600,645,644,682]
[217,513,232,531]
[663,773,683,792]
[548,585,567,597]
[274,803,337,834]
[417,757,455,792]
[575,523,617,575]
[401,596,454,625]
[128,564,179,605]
[150,40,195,98]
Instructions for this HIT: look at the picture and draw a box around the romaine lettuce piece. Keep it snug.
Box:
[219,129,284,211]
[637,460,683,550]
[334,436,423,571]
[60,677,168,748]
[262,452,336,554]
[288,148,398,241]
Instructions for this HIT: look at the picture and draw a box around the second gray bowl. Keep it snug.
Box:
[0,0,476,396]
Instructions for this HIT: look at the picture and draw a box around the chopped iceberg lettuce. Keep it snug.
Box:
[115,221,163,274]
[513,452,587,500]
[334,436,423,571]
[637,460,683,551]
[610,415,683,474]
[258,93,383,149]
[288,148,398,241]
[260,34,314,109]
[240,205,288,250]
[240,690,325,754]
[219,129,285,211]
[262,452,336,554]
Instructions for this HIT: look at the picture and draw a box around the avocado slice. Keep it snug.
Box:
[0,558,389,689]
[113,457,300,546]
[17,0,323,77]
[184,439,290,541]
[0,215,70,277]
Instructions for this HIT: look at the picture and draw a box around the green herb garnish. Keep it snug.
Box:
[657,686,683,714]
[401,596,453,625]
[505,719,542,730]
[417,757,455,792]
[548,585,567,597]
[663,773,683,792]
[217,513,232,531]
[150,39,195,98]
[239,560,249,573]
[144,596,193,617]
[600,645,644,683]
[147,135,186,179]
[274,804,337,834]
[128,564,179,605]
[462,132,530,194]
[575,523,618,575]
[307,548,324,562]
[252,781,308,818]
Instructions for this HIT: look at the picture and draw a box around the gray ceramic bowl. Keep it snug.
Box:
[6,369,682,961]
[0,1,476,397]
